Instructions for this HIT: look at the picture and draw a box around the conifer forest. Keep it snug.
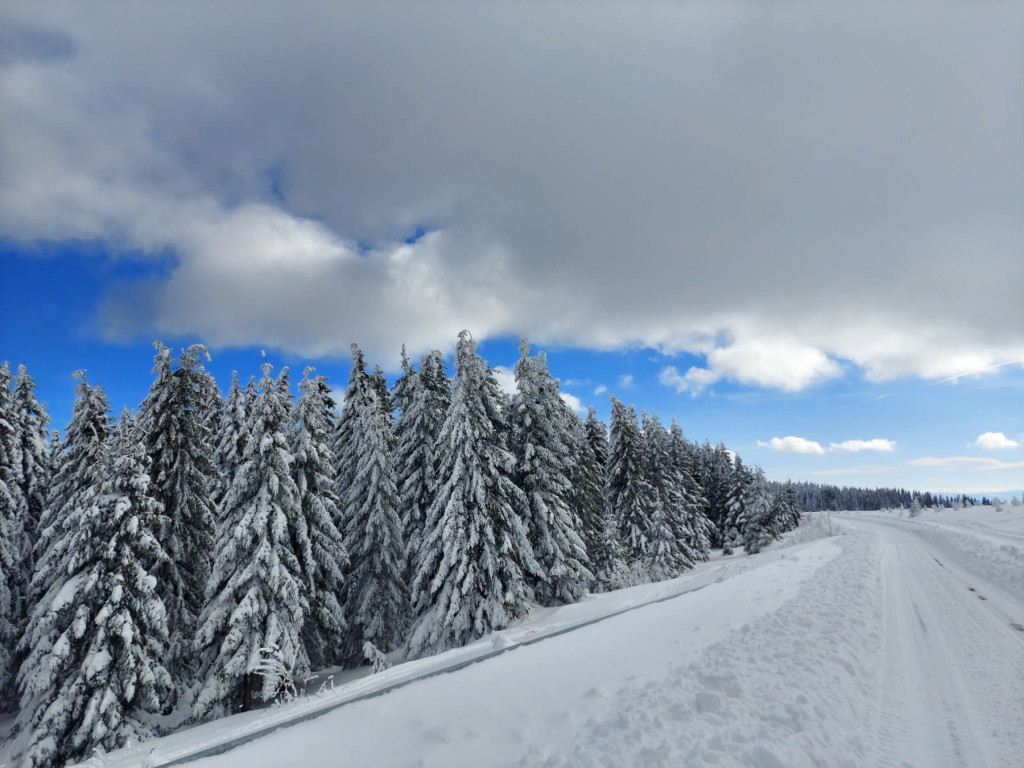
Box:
[0,333,982,766]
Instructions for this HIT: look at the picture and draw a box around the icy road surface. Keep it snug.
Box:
[87,509,1024,768]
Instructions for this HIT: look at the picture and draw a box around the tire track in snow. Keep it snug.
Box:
[851,519,1024,767]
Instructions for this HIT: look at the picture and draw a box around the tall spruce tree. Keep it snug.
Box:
[0,363,19,711]
[16,380,173,767]
[510,339,592,604]
[564,410,606,567]
[742,466,776,555]
[333,344,370,530]
[11,366,51,623]
[668,420,713,561]
[583,407,630,590]
[370,363,393,420]
[723,456,752,553]
[214,371,247,506]
[408,331,541,657]
[642,412,694,576]
[292,368,348,668]
[341,381,409,662]
[701,442,734,547]
[139,343,219,674]
[195,362,307,719]
[606,397,654,573]
[395,350,450,582]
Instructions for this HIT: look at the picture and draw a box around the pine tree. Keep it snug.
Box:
[723,456,752,553]
[16,380,173,767]
[606,397,654,573]
[585,407,609,469]
[139,343,219,674]
[642,412,693,576]
[742,467,776,554]
[408,331,541,657]
[510,339,592,604]
[333,344,370,530]
[214,371,247,506]
[370,363,393,420]
[341,381,409,661]
[772,482,802,533]
[668,420,713,561]
[0,362,19,711]
[582,407,630,590]
[395,350,450,582]
[195,362,308,719]
[292,367,348,669]
[701,442,733,548]
[564,410,605,566]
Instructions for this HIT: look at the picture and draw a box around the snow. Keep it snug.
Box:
[64,507,1024,768]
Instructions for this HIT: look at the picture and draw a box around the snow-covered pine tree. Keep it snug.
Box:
[16,380,173,768]
[510,339,592,605]
[392,346,416,419]
[291,367,348,669]
[341,380,409,662]
[11,365,51,625]
[743,466,775,554]
[139,343,219,676]
[564,410,605,567]
[585,406,609,469]
[722,456,753,553]
[772,481,801,534]
[606,396,655,574]
[408,331,541,657]
[195,362,308,718]
[642,412,694,576]
[30,374,109,605]
[395,350,450,583]
[668,419,713,561]
[700,441,733,548]
[0,362,20,711]
[580,407,630,590]
[370,363,394,420]
[214,371,247,506]
[333,344,370,530]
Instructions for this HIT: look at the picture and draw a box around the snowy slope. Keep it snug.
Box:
[73,509,1024,768]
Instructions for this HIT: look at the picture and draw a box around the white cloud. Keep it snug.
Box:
[758,436,895,454]
[973,431,1019,450]
[2,5,1022,381]
[618,374,634,389]
[593,384,607,396]
[559,391,585,415]
[660,333,841,394]
[757,436,826,455]
[829,439,896,453]
[910,457,1024,471]
[491,365,517,397]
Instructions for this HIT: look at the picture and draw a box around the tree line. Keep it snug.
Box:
[787,482,982,513]
[0,332,804,766]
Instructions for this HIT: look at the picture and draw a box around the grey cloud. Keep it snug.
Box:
[1,2,1022,377]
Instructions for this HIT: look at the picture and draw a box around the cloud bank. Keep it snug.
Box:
[2,4,1022,378]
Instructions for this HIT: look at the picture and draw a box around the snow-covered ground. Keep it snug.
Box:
[54,507,1024,767]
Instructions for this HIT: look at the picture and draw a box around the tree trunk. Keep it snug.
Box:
[242,671,255,712]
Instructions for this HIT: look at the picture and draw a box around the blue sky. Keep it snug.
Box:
[1,3,1022,496]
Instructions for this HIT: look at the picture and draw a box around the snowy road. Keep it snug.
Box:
[81,510,1024,768]
[847,517,1024,767]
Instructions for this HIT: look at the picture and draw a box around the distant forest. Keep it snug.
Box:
[788,482,988,512]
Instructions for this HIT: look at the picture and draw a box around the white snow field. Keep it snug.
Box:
[80,508,1023,768]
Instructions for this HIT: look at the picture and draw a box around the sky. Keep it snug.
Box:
[1,2,1022,496]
